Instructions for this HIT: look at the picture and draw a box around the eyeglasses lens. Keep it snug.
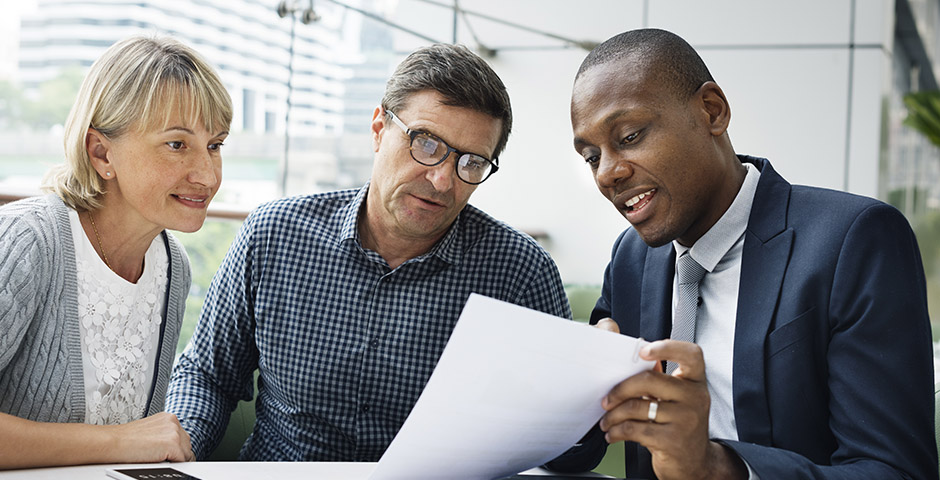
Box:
[457,155,491,184]
[410,132,493,184]
[413,134,442,159]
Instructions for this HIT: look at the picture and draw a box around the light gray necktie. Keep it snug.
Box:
[667,252,707,375]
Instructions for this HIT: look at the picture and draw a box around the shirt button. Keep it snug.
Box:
[370,339,380,348]
[361,403,371,413]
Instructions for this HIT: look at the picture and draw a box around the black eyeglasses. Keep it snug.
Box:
[386,110,499,185]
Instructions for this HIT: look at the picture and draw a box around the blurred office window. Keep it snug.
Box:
[888,0,940,339]
[0,0,393,203]
[0,0,395,349]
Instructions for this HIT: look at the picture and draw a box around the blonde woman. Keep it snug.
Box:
[0,35,232,469]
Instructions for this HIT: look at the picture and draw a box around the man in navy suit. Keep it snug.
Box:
[569,28,937,479]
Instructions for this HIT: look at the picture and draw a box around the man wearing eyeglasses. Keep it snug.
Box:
[165,43,599,470]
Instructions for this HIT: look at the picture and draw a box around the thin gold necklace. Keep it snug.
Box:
[87,211,111,269]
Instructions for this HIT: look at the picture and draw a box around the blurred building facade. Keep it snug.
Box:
[11,0,392,200]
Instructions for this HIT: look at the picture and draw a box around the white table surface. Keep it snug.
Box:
[0,462,614,479]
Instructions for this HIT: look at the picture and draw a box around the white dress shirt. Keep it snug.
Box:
[672,163,761,477]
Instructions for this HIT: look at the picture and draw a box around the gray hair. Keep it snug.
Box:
[381,43,512,160]
[43,35,233,211]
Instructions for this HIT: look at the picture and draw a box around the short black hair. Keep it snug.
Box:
[381,43,512,159]
[576,28,714,100]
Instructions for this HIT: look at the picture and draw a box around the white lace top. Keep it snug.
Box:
[68,209,168,425]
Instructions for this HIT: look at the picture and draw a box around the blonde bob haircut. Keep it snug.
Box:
[44,35,233,211]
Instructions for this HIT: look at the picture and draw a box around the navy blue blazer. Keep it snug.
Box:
[591,156,937,479]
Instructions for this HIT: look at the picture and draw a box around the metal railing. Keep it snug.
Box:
[0,192,250,221]
[0,192,549,242]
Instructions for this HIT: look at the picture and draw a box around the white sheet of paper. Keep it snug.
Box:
[370,293,655,480]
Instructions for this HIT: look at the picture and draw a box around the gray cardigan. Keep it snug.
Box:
[0,194,190,422]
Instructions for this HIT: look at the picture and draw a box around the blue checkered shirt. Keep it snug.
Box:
[165,185,571,461]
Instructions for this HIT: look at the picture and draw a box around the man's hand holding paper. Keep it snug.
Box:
[370,294,655,480]
[599,339,745,480]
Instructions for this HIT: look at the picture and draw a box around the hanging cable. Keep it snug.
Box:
[456,1,495,56]
[280,0,593,55]
[320,0,443,44]
[413,0,597,51]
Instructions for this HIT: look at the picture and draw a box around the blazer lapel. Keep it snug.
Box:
[640,245,675,342]
[733,157,794,445]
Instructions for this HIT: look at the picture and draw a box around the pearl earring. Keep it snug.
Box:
[105,172,111,177]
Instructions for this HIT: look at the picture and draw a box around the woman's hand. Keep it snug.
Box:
[105,412,195,463]
[0,411,194,470]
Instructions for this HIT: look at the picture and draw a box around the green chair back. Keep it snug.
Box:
[565,285,602,323]
[206,371,259,461]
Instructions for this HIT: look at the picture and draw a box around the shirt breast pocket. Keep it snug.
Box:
[767,306,817,358]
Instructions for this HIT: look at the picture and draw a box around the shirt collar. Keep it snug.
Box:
[339,183,369,244]
[340,182,465,267]
[425,214,463,266]
[674,162,760,271]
